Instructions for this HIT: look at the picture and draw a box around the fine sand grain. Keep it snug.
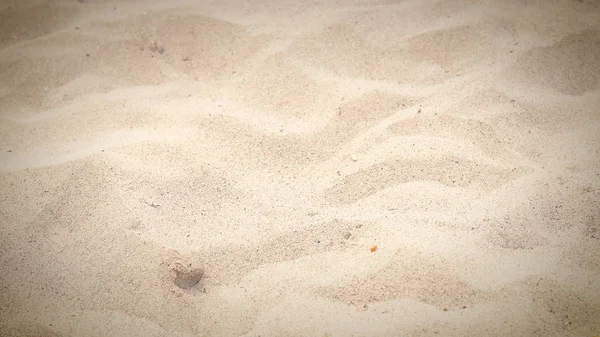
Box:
[1,0,599,336]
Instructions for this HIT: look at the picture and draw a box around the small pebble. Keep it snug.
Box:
[351,154,358,162]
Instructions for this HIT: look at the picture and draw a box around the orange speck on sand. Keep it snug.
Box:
[370,245,377,252]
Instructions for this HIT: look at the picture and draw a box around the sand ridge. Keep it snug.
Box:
[1,0,599,336]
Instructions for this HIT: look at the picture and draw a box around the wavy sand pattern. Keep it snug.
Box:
[1,0,599,336]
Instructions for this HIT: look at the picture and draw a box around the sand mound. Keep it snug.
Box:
[1,0,599,336]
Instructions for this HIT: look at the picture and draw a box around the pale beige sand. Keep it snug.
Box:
[1,0,599,336]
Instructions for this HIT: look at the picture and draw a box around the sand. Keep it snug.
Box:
[1,0,599,336]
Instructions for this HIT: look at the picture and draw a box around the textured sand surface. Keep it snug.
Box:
[1,0,600,336]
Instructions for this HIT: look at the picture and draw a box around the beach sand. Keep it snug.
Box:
[1,0,599,336]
